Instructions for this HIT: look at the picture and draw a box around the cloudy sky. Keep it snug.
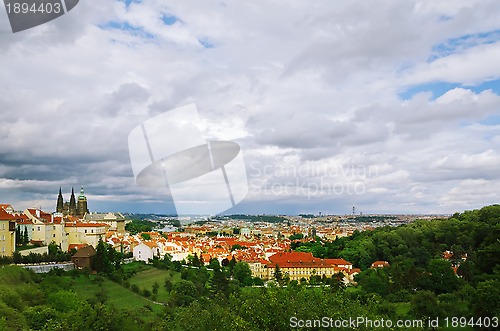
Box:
[1,0,499,215]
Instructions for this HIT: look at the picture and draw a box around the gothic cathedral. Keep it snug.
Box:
[56,187,89,217]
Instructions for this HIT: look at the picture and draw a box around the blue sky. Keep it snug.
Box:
[1,0,500,215]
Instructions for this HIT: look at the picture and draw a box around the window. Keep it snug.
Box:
[53,234,56,238]
[1,235,4,241]
[85,230,87,234]
[37,227,40,231]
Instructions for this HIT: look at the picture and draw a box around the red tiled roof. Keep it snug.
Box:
[68,244,88,252]
[371,260,390,268]
[65,222,109,227]
[0,208,16,220]
[268,252,352,269]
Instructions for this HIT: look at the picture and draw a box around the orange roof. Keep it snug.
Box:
[16,219,33,225]
[26,209,52,223]
[324,258,352,266]
[442,251,453,260]
[268,252,352,269]
[0,208,16,220]
[142,241,158,248]
[65,222,109,227]
[68,243,88,251]
[371,261,390,268]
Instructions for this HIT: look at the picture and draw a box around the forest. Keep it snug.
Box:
[0,205,498,330]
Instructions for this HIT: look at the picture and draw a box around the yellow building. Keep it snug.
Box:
[0,207,17,256]
[84,212,126,234]
[247,260,269,279]
[65,222,108,248]
[265,252,353,282]
[24,208,58,246]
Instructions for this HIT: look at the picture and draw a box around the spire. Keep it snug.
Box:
[56,187,64,213]
[69,187,76,216]
[77,186,89,217]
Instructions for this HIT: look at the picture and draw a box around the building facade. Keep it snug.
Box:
[0,207,17,256]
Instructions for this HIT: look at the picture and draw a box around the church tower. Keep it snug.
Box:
[69,187,77,216]
[76,186,89,217]
[56,187,64,213]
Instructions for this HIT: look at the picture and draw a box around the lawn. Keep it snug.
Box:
[128,268,181,303]
[70,275,164,313]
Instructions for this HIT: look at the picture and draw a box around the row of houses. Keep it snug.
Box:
[246,252,360,282]
[126,230,360,282]
[0,204,126,257]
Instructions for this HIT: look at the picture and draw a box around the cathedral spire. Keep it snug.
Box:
[77,186,89,217]
[69,187,77,216]
[56,187,64,213]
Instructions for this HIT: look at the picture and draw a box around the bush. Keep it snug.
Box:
[152,281,159,295]
[24,306,59,330]
[130,284,140,293]
[142,289,152,298]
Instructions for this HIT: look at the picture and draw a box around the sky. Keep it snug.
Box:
[1,0,500,216]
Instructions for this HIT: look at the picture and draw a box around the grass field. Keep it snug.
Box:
[70,275,164,313]
[128,267,181,303]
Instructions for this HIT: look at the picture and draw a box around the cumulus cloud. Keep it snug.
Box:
[0,0,499,214]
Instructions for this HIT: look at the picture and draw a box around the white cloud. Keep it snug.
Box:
[0,0,499,214]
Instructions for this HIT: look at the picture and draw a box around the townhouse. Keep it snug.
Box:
[0,207,17,256]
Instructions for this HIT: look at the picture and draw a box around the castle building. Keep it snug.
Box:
[56,187,89,217]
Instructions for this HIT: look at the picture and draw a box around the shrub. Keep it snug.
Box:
[130,284,140,293]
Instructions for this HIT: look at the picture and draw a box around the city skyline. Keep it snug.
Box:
[1,1,500,215]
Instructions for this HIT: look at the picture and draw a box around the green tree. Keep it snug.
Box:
[164,278,173,292]
[125,220,154,235]
[191,253,202,267]
[171,280,197,306]
[409,290,440,321]
[289,233,304,240]
[233,262,252,285]
[152,282,159,295]
[356,268,389,296]
[473,279,500,317]
[24,306,59,330]
[274,264,283,284]
[48,241,59,256]
[15,228,21,246]
[208,258,221,270]
[210,263,229,297]
[92,239,112,274]
[421,259,460,294]
[23,227,29,245]
[329,272,346,292]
